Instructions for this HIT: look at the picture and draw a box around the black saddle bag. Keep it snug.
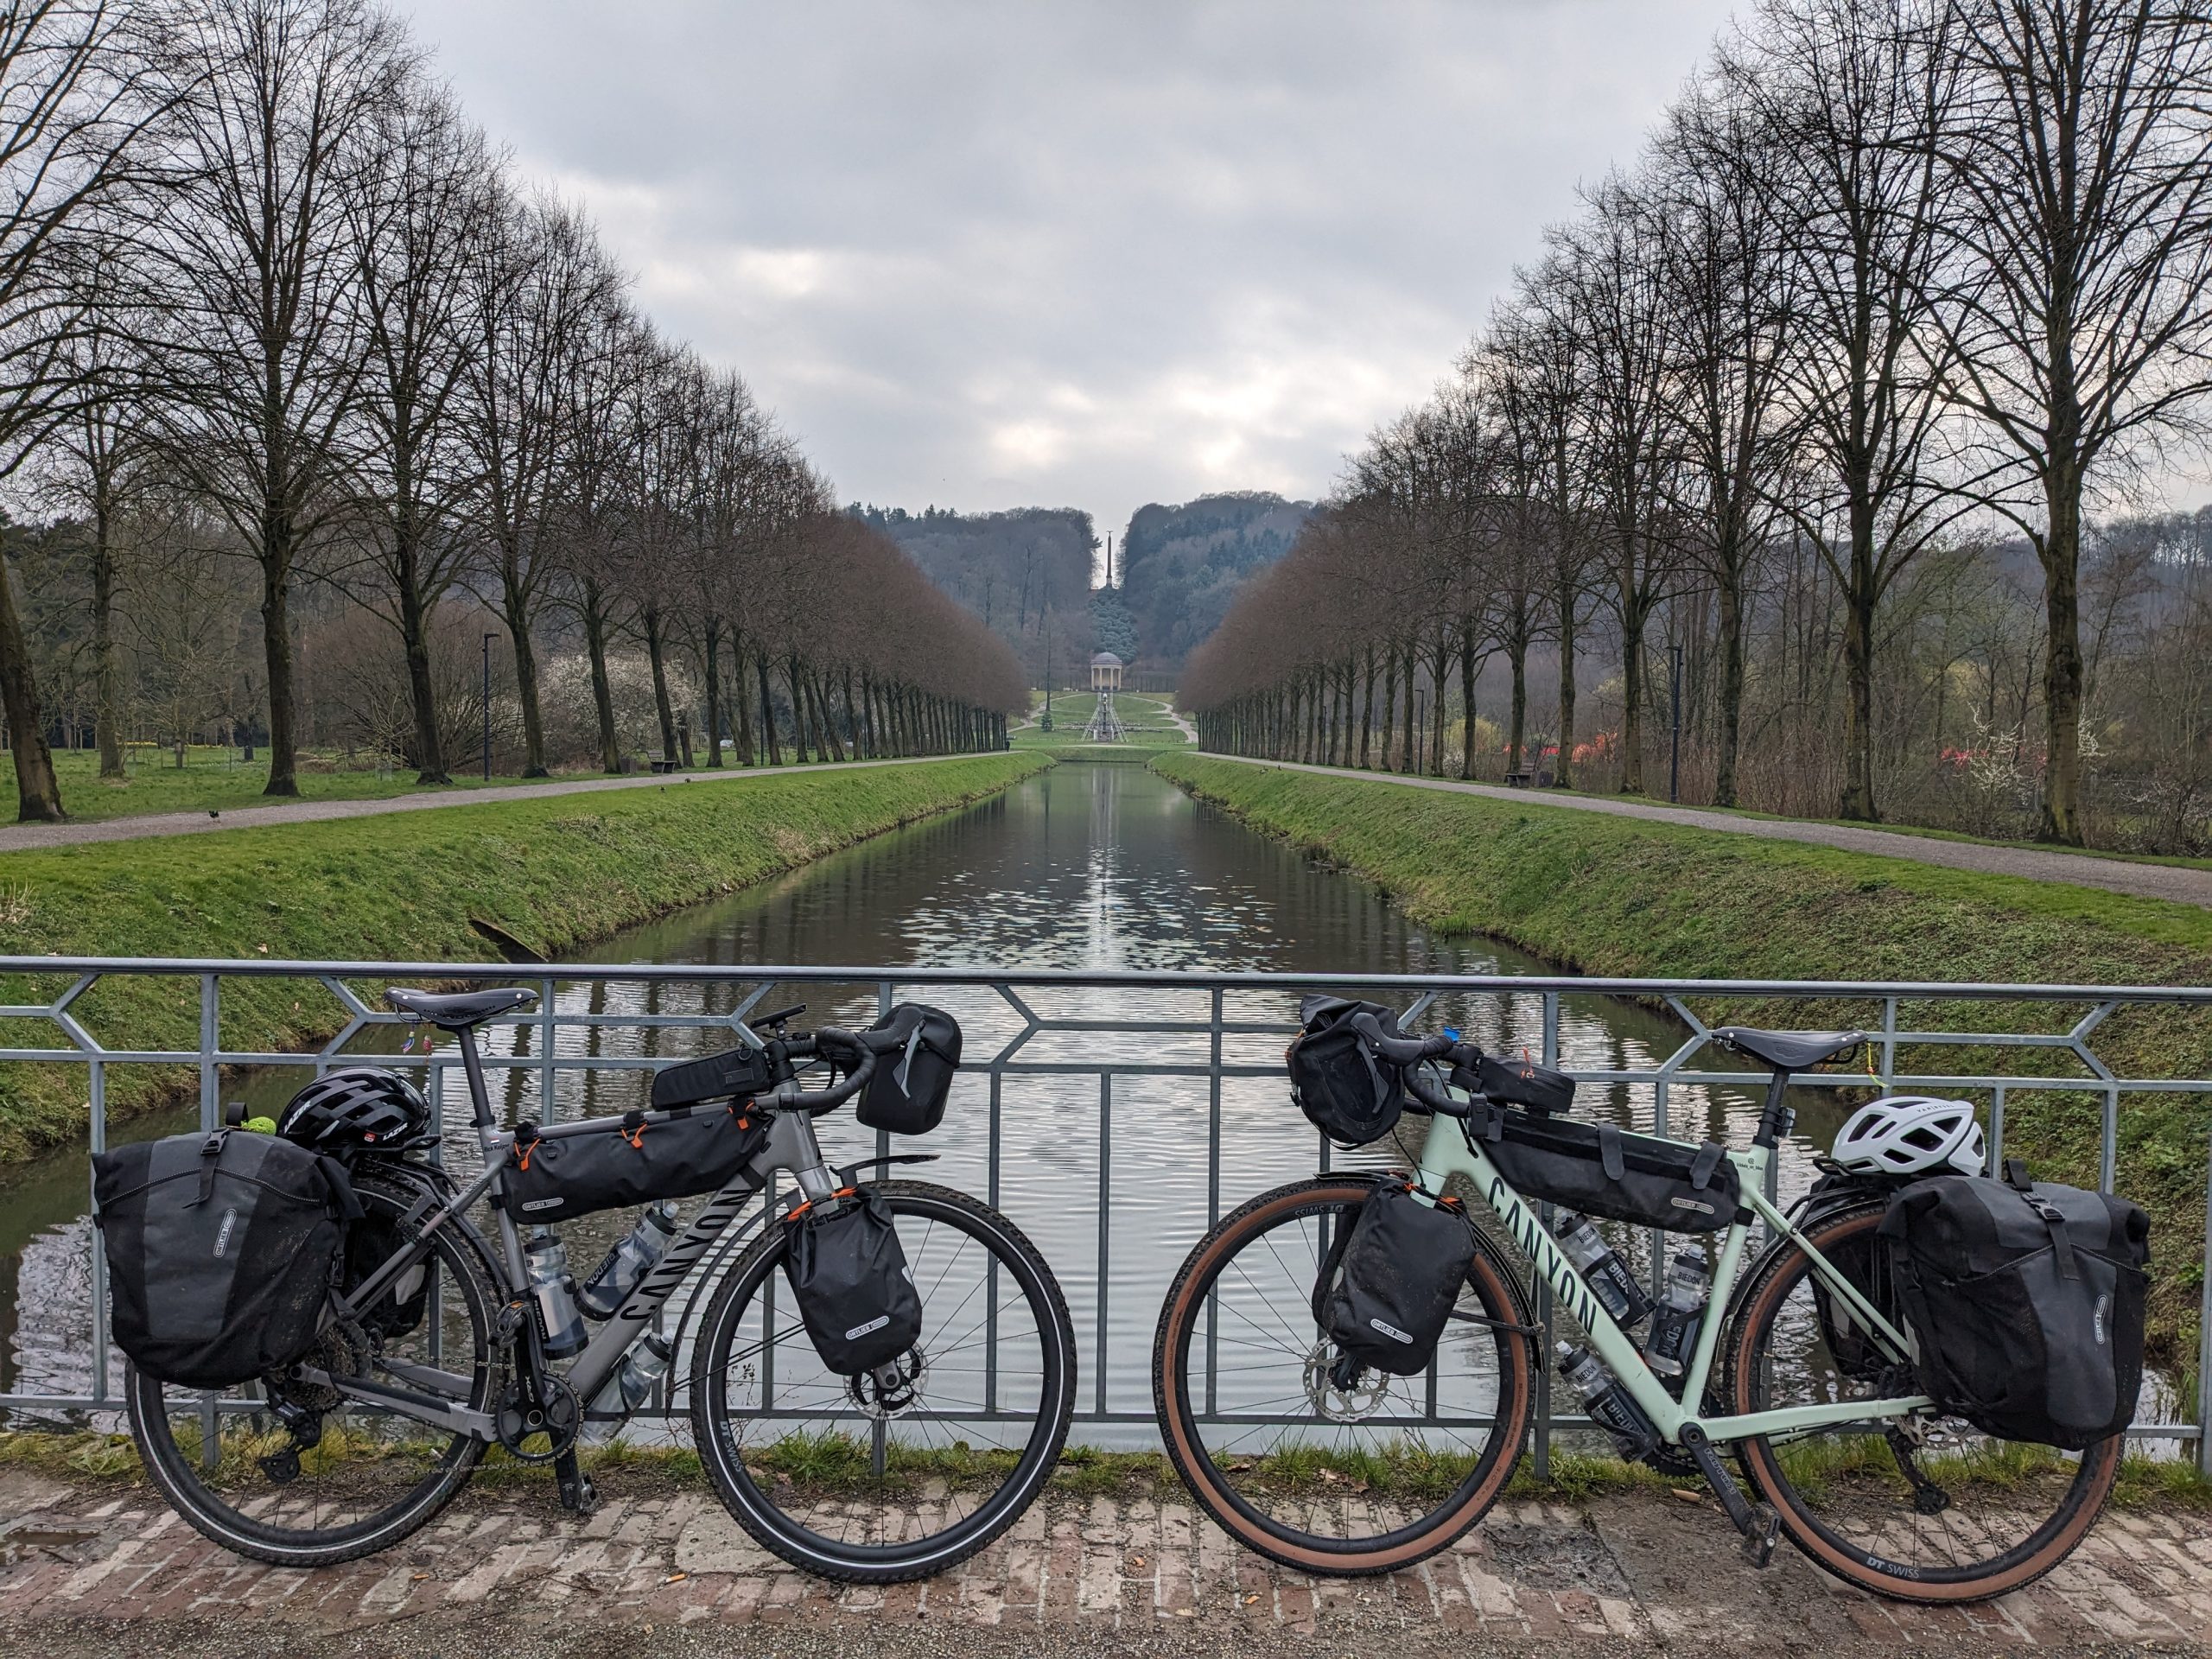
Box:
[505,1103,766,1221]
[1880,1164,2149,1447]
[1288,995,1407,1147]
[857,1004,962,1135]
[1472,1106,1745,1233]
[1312,1179,1475,1376]
[783,1186,923,1374]
[92,1128,359,1389]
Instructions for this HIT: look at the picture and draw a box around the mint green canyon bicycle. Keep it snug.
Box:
[1153,1021,2119,1604]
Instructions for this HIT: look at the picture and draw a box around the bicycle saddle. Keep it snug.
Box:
[1712,1027,1865,1072]
[385,986,537,1029]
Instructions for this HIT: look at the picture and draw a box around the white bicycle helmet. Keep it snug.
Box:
[1832,1096,1986,1177]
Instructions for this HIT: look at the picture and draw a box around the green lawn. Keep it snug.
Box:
[1153,751,2212,1370]
[6,743,959,827]
[1015,690,1192,748]
[0,752,1050,1160]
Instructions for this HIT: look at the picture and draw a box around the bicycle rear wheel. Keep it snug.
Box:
[1726,1201,2120,1603]
[1153,1177,1532,1575]
[689,1180,1076,1582]
[127,1170,501,1567]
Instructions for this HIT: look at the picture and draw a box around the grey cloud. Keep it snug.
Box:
[404,0,1741,534]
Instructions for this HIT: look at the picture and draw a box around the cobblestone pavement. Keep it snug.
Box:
[3,1470,2207,1655]
[1207,753,2212,911]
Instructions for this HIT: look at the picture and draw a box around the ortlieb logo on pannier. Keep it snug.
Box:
[1880,1160,2150,1448]
[1312,1178,1475,1376]
[92,1128,359,1390]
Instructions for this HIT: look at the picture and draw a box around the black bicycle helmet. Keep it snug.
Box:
[277,1066,437,1154]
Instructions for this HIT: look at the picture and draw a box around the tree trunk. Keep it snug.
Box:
[92,503,123,779]
[702,622,724,768]
[1713,571,1744,810]
[756,653,782,766]
[731,661,754,765]
[645,608,678,765]
[500,584,549,779]
[1619,608,1644,796]
[583,589,620,773]
[1554,582,1577,789]
[2037,458,2085,845]
[395,543,448,783]
[1399,646,1418,774]
[1838,497,1878,821]
[812,671,847,761]
[1378,652,1397,770]
[259,523,299,796]
[843,668,862,756]
[0,555,63,820]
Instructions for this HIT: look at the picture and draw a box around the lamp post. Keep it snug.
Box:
[482,632,496,782]
[1669,641,1683,804]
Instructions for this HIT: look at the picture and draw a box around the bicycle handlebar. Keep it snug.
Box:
[1349,1013,1478,1116]
[1350,1011,1453,1067]
[777,1027,876,1116]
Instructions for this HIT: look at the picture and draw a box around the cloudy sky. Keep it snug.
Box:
[403,1,1744,547]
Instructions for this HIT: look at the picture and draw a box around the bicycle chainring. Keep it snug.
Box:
[496,1375,582,1464]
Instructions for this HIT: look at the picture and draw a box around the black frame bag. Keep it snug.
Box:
[1313,1179,1476,1376]
[505,1103,766,1222]
[92,1128,359,1389]
[1881,1163,2149,1448]
[1471,1106,1745,1233]
[1289,995,1407,1147]
[857,1003,962,1135]
[783,1187,922,1374]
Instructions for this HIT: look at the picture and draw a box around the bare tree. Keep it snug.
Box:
[1925,0,2212,842]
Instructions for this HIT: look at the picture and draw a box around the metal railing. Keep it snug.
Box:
[3,956,2208,1474]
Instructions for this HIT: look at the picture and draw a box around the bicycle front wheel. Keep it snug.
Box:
[127,1170,502,1567]
[1153,1177,1533,1575]
[1726,1200,2120,1603]
[689,1180,1076,1582]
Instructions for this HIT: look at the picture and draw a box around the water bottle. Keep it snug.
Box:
[1643,1251,1711,1380]
[590,1331,673,1415]
[1553,1211,1652,1328]
[524,1228,587,1358]
[576,1201,680,1319]
[1557,1341,1657,1459]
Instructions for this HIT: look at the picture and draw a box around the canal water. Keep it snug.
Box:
[3,761,2172,1435]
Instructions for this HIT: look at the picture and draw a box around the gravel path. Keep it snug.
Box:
[1207,754,2212,910]
[0,754,986,855]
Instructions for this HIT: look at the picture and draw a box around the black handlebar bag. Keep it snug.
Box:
[857,1004,962,1135]
[92,1129,359,1389]
[1288,995,1408,1147]
[1881,1165,2149,1447]
[504,1103,767,1221]
[1312,1179,1475,1376]
[1471,1106,1745,1234]
[783,1187,923,1374]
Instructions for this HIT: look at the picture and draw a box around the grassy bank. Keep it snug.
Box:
[0,753,1048,1161]
[1154,752,2212,1370]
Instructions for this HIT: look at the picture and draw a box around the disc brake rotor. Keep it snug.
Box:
[846,1346,927,1420]
[1303,1341,1387,1422]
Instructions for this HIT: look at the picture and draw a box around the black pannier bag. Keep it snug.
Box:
[1289,995,1407,1147]
[504,1103,766,1221]
[1313,1179,1475,1376]
[783,1187,922,1374]
[857,1003,962,1135]
[1473,1107,1745,1234]
[650,1044,776,1110]
[92,1128,359,1389]
[1464,1050,1576,1116]
[1801,1167,1910,1382]
[1880,1164,2149,1448]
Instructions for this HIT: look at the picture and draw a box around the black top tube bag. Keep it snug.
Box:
[1470,1103,1746,1234]
[504,1103,767,1222]
[1288,995,1408,1147]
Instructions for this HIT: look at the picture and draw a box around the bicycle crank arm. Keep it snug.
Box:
[1676,1423,1779,1569]
[293,1367,499,1441]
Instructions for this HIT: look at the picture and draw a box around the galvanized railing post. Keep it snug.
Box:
[199,974,219,1469]
[89,1058,109,1405]
[1096,1072,1112,1419]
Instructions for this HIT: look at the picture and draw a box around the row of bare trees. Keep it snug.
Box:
[0,0,1024,822]
[1185,0,2212,846]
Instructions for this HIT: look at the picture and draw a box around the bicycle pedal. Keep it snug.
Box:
[1739,1503,1779,1570]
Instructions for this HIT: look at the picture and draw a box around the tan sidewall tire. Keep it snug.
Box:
[1154,1178,1532,1575]
[1729,1205,2119,1604]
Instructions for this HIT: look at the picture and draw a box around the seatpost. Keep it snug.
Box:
[455,1026,499,1131]
[1753,1068,1794,1149]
